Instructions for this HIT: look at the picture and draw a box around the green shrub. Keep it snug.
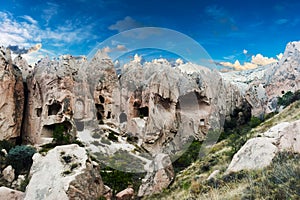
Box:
[108,131,118,142]
[173,140,202,173]
[278,91,294,107]
[100,165,145,196]
[7,145,36,174]
[52,124,73,145]
[249,116,262,128]
[0,140,14,152]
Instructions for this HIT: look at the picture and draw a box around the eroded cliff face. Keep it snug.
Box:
[222,41,300,116]
[0,47,24,141]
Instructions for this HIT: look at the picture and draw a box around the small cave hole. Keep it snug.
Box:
[48,102,62,116]
[119,112,127,123]
[75,120,84,131]
[107,111,111,119]
[138,106,149,118]
[200,119,205,126]
[99,95,105,104]
[36,108,42,117]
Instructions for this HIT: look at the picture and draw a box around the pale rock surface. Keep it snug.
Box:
[207,169,220,181]
[24,144,104,200]
[103,185,112,200]
[12,175,26,190]
[13,55,34,81]
[138,154,174,197]
[116,187,134,200]
[0,46,24,140]
[222,41,300,116]
[227,120,300,173]
[2,165,15,182]
[226,137,278,173]
[0,186,24,200]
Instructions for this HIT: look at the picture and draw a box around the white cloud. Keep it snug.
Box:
[108,16,142,32]
[0,11,97,64]
[251,54,278,66]
[0,11,96,46]
[116,44,127,51]
[42,2,59,25]
[220,53,280,70]
[20,15,38,25]
[243,49,248,55]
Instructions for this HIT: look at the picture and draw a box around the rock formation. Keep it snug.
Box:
[0,186,24,200]
[23,55,89,144]
[222,41,300,116]
[24,144,105,200]
[0,47,24,141]
[226,120,300,173]
[138,154,174,197]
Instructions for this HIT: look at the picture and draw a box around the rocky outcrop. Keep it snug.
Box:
[2,165,15,183]
[138,154,174,197]
[222,41,300,116]
[0,47,24,141]
[226,120,300,173]
[23,55,87,144]
[24,144,105,200]
[0,186,24,200]
[116,187,134,200]
[13,55,34,81]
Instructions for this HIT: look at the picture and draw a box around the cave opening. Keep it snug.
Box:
[41,121,72,138]
[138,106,149,118]
[119,112,127,123]
[99,95,105,104]
[48,102,62,116]
[36,108,42,117]
[96,104,105,122]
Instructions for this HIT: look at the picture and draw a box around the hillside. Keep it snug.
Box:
[144,100,300,200]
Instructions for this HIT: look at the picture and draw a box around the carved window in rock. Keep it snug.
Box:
[48,101,62,116]
[95,104,105,123]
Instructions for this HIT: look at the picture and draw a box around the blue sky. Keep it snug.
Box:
[1,0,300,68]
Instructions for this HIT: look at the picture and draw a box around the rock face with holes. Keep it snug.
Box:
[106,58,244,158]
[0,47,24,141]
[23,55,90,144]
[24,144,105,200]
[222,41,300,116]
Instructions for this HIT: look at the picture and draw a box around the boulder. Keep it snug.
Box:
[227,120,300,173]
[138,154,174,197]
[2,165,15,182]
[0,46,24,140]
[24,144,105,200]
[116,187,134,200]
[226,137,278,173]
[103,185,113,200]
[0,186,24,200]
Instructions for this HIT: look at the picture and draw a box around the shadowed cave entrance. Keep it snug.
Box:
[48,101,62,116]
[41,121,72,138]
